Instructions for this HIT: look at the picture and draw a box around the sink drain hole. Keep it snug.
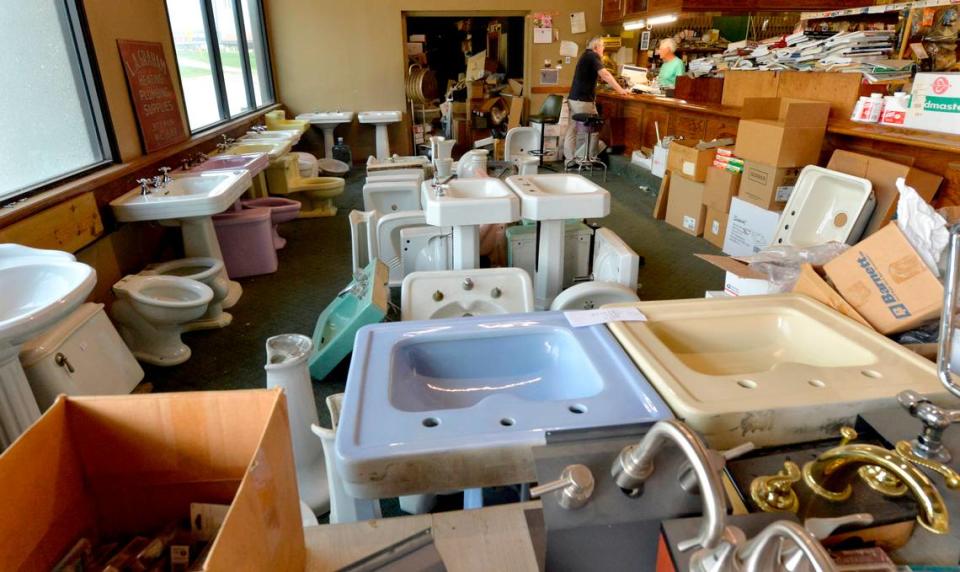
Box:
[422,417,440,428]
[500,417,515,427]
[569,404,588,414]
[737,380,758,389]
[808,379,826,388]
[861,370,883,379]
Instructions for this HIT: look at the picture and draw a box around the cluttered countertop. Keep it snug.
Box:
[596,88,743,118]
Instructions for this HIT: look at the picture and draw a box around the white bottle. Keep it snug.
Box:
[851,96,868,122]
[866,93,884,123]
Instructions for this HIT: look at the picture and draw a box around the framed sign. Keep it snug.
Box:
[640,31,652,51]
[117,39,187,153]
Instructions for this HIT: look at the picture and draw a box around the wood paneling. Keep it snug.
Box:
[778,71,862,119]
[0,193,103,252]
[721,71,780,107]
[704,116,739,141]
[601,0,626,24]
[670,112,708,141]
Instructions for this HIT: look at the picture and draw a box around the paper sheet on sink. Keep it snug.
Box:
[564,307,647,327]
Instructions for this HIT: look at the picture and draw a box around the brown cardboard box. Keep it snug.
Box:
[667,140,716,182]
[0,389,305,571]
[695,254,775,296]
[792,263,871,328]
[734,97,830,167]
[824,223,943,334]
[666,176,707,236]
[704,208,729,248]
[826,150,943,238]
[703,167,742,212]
[739,161,800,211]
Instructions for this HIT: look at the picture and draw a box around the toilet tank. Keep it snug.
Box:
[19,303,143,410]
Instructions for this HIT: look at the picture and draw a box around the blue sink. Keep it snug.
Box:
[336,312,672,498]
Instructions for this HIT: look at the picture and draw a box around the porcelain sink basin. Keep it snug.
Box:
[422,178,520,227]
[240,130,301,145]
[335,311,672,498]
[358,110,402,125]
[110,170,252,222]
[400,268,534,321]
[184,153,270,177]
[506,174,610,220]
[297,111,354,127]
[223,140,291,160]
[0,259,96,346]
[605,294,948,449]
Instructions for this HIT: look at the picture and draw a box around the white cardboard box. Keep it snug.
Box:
[696,254,776,297]
[904,73,960,135]
[651,143,669,178]
[722,197,781,257]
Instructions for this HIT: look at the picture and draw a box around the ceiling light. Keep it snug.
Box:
[623,19,645,31]
[647,14,678,26]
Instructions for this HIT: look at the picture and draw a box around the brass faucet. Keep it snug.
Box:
[801,427,958,534]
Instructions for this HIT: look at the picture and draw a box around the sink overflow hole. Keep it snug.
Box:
[737,380,758,389]
[500,418,515,427]
[569,404,588,414]
[861,369,883,379]
[422,417,440,428]
[808,379,826,388]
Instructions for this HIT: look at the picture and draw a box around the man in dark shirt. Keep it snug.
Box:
[564,37,629,162]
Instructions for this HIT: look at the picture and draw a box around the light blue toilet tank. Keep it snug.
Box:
[335,311,672,498]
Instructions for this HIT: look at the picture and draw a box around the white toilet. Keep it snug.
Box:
[111,275,213,366]
[140,257,231,331]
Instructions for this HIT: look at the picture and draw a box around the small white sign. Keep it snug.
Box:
[565,307,647,327]
[570,12,586,34]
[534,27,553,44]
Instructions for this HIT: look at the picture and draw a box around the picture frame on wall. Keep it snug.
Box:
[640,31,651,51]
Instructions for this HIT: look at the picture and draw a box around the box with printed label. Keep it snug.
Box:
[734,97,830,167]
[903,73,960,135]
[666,176,706,236]
[738,161,799,211]
[722,197,781,257]
[823,223,943,334]
[667,140,716,182]
[703,168,741,213]
[704,207,729,249]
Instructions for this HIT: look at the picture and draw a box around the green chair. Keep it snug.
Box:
[528,94,564,168]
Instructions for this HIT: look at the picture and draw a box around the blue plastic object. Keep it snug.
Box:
[308,260,389,380]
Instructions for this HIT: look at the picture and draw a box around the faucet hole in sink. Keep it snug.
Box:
[500,417,515,427]
[808,379,826,388]
[422,417,441,428]
[736,380,758,389]
[861,369,883,379]
[568,404,588,414]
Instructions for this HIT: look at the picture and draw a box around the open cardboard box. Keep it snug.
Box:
[734,97,830,167]
[0,389,305,571]
[695,254,776,296]
[792,263,871,328]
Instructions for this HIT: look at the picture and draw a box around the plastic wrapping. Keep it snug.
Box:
[896,177,949,277]
[740,242,850,292]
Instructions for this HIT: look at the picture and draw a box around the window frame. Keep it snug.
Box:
[166,0,276,134]
[2,0,117,205]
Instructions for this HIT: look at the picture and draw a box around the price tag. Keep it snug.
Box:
[565,307,647,327]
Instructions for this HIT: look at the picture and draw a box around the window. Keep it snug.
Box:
[167,0,274,132]
[0,1,112,202]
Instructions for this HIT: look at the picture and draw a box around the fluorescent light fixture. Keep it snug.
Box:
[623,19,645,30]
[647,14,678,26]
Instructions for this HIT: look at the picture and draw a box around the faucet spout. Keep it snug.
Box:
[611,419,727,550]
[802,441,949,534]
[738,520,835,572]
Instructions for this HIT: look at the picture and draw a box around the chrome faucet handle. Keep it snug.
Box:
[152,175,165,189]
[803,513,874,540]
[158,166,172,184]
[530,464,594,510]
[196,152,208,163]
[680,441,755,494]
[180,156,193,170]
[136,178,152,195]
[739,520,834,572]
[898,390,960,463]
[216,142,231,152]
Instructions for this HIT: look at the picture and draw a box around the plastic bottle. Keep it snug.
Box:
[332,137,352,168]
[851,97,868,122]
[866,93,884,123]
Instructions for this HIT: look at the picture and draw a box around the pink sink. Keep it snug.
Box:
[186,153,270,177]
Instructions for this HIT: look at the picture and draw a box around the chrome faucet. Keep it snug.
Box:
[737,521,836,572]
[611,419,727,551]
[136,178,153,196]
[158,166,172,185]
[251,124,267,133]
[217,134,236,152]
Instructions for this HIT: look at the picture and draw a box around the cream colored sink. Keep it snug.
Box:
[605,294,947,449]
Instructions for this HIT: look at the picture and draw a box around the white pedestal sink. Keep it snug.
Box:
[422,178,520,270]
[110,170,253,308]
[297,111,354,158]
[358,111,402,160]
[506,174,610,309]
[0,247,96,447]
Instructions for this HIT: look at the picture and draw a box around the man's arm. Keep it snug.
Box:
[599,68,629,95]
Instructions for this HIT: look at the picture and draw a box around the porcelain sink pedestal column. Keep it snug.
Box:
[358,111,403,161]
[453,225,480,270]
[179,217,242,308]
[536,219,566,309]
[0,343,41,447]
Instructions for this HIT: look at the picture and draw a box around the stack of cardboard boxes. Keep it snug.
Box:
[664,140,721,237]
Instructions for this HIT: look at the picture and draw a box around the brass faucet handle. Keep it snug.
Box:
[896,440,960,490]
[750,460,801,513]
[838,426,858,446]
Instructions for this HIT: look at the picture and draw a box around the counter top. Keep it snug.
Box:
[597,90,741,118]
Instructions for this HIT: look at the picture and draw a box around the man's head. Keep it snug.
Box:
[658,38,677,60]
[587,36,604,56]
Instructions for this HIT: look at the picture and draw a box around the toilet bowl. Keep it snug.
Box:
[213,207,279,278]
[265,155,344,218]
[318,158,350,177]
[110,275,213,366]
[141,257,232,331]
[241,197,301,249]
[292,151,319,178]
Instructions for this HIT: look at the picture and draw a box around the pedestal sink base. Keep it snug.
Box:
[0,347,41,448]
[452,225,480,270]
[180,217,243,309]
[374,124,390,160]
[535,220,566,310]
[321,127,336,159]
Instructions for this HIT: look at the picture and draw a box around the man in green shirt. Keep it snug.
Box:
[656,38,685,89]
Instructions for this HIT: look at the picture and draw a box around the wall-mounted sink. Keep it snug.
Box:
[296,111,355,158]
[335,311,672,498]
[422,178,520,270]
[400,268,534,321]
[183,153,270,178]
[359,111,403,160]
[0,248,96,447]
[605,294,948,449]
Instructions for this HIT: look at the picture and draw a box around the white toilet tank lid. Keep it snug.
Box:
[19,302,103,367]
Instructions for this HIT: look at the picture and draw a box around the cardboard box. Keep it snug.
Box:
[0,389,305,571]
[666,176,706,236]
[704,167,742,212]
[667,140,716,182]
[824,223,944,334]
[792,263,871,328]
[826,150,943,238]
[738,161,800,211]
[734,97,830,167]
[723,197,782,257]
[696,254,776,296]
[653,171,670,220]
[704,207,729,249]
[904,73,960,135]
[652,142,669,178]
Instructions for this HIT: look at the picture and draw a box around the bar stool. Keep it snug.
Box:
[566,113,607,181]
[528,95,563,169]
